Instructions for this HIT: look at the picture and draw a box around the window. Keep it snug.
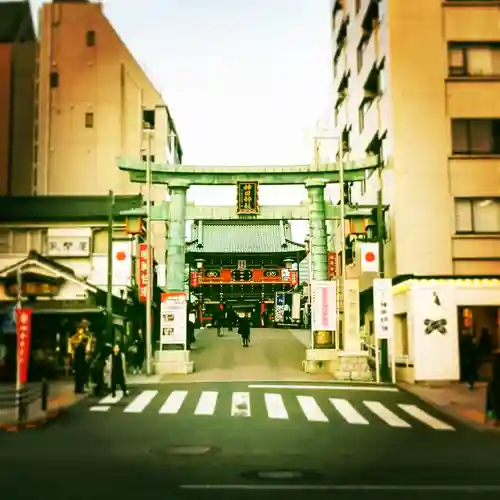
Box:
[142,109,155,130]
[451,119,500,155]
[85,112,94,128]
[141,155,155,163]
[355,0,361,13]
[448,43,500,77]
[86,30,95,47]
[50,71,59,88]
[454,198,500,233]
[12,231,28,254]
[0,230,9,254]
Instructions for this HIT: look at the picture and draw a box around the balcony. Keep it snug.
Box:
[378,92,389,137]
[358,98,380,150]
[359,0,379,32]
[334,97,349,132]
[333,47,348,81]
[333,4,348,46]
[358,28,379,89]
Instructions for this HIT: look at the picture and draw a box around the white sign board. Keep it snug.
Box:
[238,260,246,270]
[48,236,90,257]
[112,240,132,286]
[291,293,301,320]
[160,292,188,346]
[343,279,360,351]
[311,280,337,331]
[373,278,394,339]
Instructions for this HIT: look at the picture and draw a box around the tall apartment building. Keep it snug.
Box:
[0,1,36,196]
[331,0,500,381]
[35,0,183,266]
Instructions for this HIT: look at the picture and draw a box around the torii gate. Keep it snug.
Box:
[117,155,380,377]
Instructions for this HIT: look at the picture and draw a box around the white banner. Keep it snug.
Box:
[291,293,301,320]
[160,292,188,345]
[311,280,337,331]
[343,279,360,351]
[373,278,393,339]
[112,240,132,286]
[360,242,379,273]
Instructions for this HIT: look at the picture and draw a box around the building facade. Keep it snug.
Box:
[0,1,37,196]
[35,0,183,267]
[330,0,500,381]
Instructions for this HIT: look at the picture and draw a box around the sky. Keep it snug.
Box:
[26,0,334,240]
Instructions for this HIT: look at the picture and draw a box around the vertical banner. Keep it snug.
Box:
[190,271,199,288]
[16,308,32,385]
[290,270,298,287]
[373,278,394,339]
[360,243,379,273]
[160,292,188,347]
[327,252,337,277]
[343,279,360,351]
[137,243,151,303]
[311,280,337,346]
[291,293,301,320]
[275,292,285,323]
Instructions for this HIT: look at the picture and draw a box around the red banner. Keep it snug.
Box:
[328,252,337,278]
[138,243,151,303]
[290,270,299,286]
[190,271,199,288]
[16,308,32,385]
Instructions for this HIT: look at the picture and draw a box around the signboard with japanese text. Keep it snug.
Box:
[373,278,394,340]
[160,292,188,346]
[236,181,259,214]
[290,270,299,287]
[48,236,90,257]
[190,271,199,288]
[327,252,337,277]
[343,279,360,351]
[16,308,32,385]
[137,243,151,303]
[311,280,337,332]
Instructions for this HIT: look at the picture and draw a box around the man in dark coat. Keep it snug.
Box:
[238,313,251,347]
[73,341,87,394]
[486,351,500,426]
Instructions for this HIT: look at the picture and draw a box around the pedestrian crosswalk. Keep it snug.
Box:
[88,389,455,431]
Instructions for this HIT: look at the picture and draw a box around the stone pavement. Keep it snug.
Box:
[400,381,499,432]
[0,380,86,430]
[159,327,333,383]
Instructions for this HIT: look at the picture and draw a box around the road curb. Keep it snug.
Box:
[0,393,88,432]
[397,383,500,434]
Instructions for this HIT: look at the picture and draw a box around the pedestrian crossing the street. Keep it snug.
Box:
[88,389,456,431]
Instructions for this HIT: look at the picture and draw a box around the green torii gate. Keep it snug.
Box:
[117,155,379,292]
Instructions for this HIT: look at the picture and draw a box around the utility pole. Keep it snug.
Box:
[145,126,153,376]
[106,190,114,344]
[376,161,390,382]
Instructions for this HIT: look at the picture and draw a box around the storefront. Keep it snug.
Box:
[390,277,500,383]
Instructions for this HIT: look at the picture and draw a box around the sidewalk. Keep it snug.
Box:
[399,381,499,432]
[0,381,86,431]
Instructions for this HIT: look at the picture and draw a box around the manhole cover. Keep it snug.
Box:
[257,471,304,479]
[168,446,212,455]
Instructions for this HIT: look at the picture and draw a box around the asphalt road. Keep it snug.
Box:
[1,381,500,500]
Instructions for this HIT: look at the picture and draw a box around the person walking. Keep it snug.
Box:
[238,313,251,347]
[73,341,87,394]
[130,329,145,374]
[106,344,128,397]
[486,351,500,426]
[460,333,479,390]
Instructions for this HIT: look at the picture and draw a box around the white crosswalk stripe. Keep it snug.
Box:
[90,389,455,431]
[297,395,329,422]
[264,393,288,420]
[159,390,188,414]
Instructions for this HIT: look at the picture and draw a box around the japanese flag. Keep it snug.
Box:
[360,243,379,273]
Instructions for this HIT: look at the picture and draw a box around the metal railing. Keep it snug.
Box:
[0,379,49,424]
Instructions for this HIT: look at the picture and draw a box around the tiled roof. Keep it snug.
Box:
[0,2,35,44]
[186,222,305,254]
[0,195,143,223]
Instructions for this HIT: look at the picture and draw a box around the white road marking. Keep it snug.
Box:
[330,398,369,425]
[248,384,398,392]
[194,391,218,416]
[180,485,500,492]
[398,403,455,431]
[364,401,411,428]
[231,392,251,417]
[159,390,188,414]
[99,391,123,404]
[90,405,110,412]
[296,395,328,422]
[124,390,158,413]
[264,393,289,419]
